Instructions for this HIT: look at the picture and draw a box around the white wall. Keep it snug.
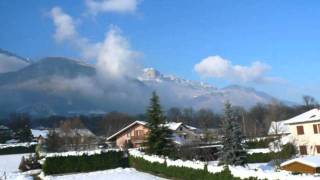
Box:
[289,121,320,155]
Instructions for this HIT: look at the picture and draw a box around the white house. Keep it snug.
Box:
[268,120,290,136]
[284,108,320,156]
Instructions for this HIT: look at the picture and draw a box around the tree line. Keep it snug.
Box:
[1,95,318,139]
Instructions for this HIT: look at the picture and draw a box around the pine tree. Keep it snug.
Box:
[145,91,175,156]
[219,102,247,166]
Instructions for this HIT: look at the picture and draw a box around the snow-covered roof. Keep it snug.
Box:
[54,128,96,138]
[165,122,183,131]
[285,108,320,124]
[107,121,147,141]
[185,125,198,131]
[281,156,320,168]
[268,120,290,135]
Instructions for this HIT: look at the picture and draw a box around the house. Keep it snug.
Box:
[31,129,49,144]
[281,156,320,174]
[268,120,290,136]
[284,108,320,156]
[107,121,201,149]
[107,121,149,148]
[53,127,98,151]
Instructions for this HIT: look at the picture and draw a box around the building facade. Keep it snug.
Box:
[285,108,320,156]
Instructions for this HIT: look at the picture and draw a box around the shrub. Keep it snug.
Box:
[246,153,274,163]
[246,138,275,149]
[43,151,129,175]
[0,145,36,155]
[19,154,41,172]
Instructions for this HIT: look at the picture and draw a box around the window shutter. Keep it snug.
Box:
[296,126,304,135]
[299,146,307,155]
[314,124,318,134]
[316,145,320,154]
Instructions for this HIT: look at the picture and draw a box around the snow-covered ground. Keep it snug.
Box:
[0,153,33,180]
[42,168,166,180]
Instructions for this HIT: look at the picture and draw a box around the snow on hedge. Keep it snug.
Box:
[129,149,165,164]
[44,149,120,158]
[247,148,271,154]
[166,159,205,170]
[129,149,320,180]
[207,161,224,174]
[130,149,206,170]
[0,142,37,149]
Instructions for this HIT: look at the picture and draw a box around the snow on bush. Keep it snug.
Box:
[0,142,37,149]
[207,164,224,174]
[166,158,205,170]
[129,149,165,164]
[247,148,271,154]
[44,148,119,158]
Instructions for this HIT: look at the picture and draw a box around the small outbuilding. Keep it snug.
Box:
[281,156,320,174]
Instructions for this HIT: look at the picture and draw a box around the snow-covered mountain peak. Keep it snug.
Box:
[140,68,216,90]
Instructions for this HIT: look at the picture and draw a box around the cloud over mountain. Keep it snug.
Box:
[49,6,140,80]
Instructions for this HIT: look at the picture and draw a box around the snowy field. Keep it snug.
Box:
[0,153,33,180]
[42,168,166,180]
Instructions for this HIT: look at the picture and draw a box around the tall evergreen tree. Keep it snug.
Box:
[219,102,247,166]
[145,91,175,156]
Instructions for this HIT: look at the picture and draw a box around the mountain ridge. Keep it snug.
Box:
[0,49,286,117]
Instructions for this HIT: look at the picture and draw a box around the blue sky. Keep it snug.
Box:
[0,0,320,103]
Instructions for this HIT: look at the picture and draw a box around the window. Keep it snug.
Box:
[296,126,304,135]
[299,146,307,155]
[314,124,319,134]
[316,146,320,154]
[134,130,143,137]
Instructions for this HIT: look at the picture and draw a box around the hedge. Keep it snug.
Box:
[0,145,36,155]
[246,143,297,163]
[129,156,258,180]
[43,151,129,175]
[245,138,275,149]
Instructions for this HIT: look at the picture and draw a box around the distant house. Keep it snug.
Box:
[281,156,320,174]
[54,128,98,151]
[268,120,290,136]
[107,121,201,149]
[31,129,49,144]
[284,108,320,156]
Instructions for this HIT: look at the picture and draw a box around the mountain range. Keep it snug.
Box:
[0,49,280,117]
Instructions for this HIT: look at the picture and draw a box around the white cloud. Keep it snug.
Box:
[50,7,140,80]
[50,7,100,60]
[85,0,138,15]
[50,7,77,42]
[194,55,275,83]
[96,26,140,80]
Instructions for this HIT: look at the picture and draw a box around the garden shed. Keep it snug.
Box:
[281,156,320,174]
